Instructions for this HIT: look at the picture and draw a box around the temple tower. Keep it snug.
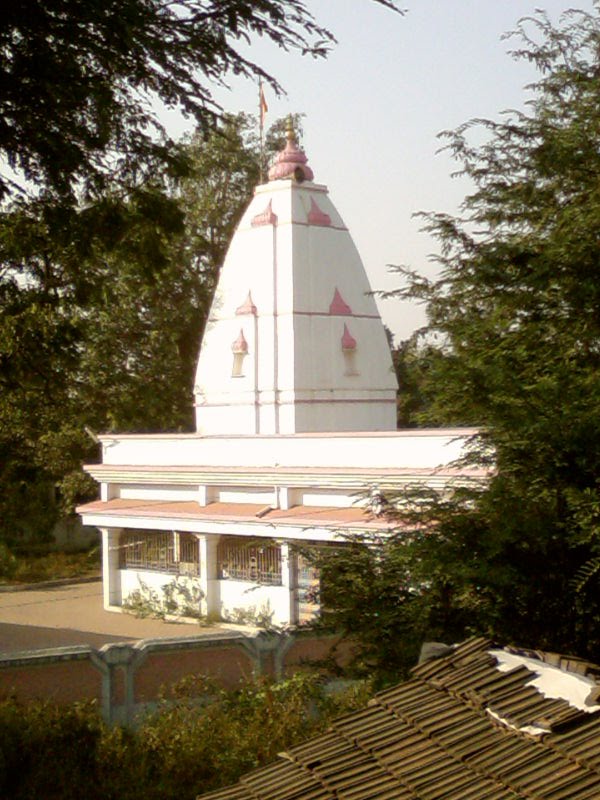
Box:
[194,123,398,434]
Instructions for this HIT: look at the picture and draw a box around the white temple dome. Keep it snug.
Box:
[194,124,398,435]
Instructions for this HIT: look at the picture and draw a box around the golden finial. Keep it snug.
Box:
[286,115,295,143]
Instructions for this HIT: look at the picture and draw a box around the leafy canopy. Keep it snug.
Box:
[0,0,401,203]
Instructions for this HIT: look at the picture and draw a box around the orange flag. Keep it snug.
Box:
[259,83,268,127]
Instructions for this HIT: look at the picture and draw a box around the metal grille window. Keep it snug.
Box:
[119,531,200,576]
[217,538,282,585]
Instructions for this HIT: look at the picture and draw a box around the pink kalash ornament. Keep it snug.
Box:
[268,118,314,182]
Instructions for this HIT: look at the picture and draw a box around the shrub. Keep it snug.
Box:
[0,543,16,579]
[0,673,372,800]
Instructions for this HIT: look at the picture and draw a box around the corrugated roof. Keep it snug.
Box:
[197,638,600,800]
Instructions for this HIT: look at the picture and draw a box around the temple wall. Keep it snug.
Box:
[116,571,291,625]
[120,570,203,616]
[217,580,291,626]
[98,430,476,470]
[0,631,351,725]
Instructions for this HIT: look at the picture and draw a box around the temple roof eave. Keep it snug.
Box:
[94,427,479,442]
[253,180,328,196]
[83,463,489,489]
[76,498,396,538]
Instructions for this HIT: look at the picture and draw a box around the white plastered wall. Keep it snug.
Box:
[98,430,474,470]
[217,580,291,626]
[120,569,203,616]
[194,176,397,435]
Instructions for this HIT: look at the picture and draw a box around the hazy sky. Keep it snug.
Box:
[168,1,596,341]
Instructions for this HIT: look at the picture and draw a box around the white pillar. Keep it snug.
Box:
[198,534,219,618]
[198,485,209,506]
[100,527,122,610]
[278,486,290,510]
[280,542,296,625]
[100,482,118,502]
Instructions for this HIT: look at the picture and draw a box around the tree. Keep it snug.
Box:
[77,114,263,434]
[0,0,327,202]
[0,0,401,204]
[392,337,457,427]
[316,6,600,673]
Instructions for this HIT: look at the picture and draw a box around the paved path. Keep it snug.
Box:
[0,622,133,653]
[0,580,227,654]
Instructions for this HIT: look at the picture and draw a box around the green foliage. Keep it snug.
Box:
[140,672,368,797]
[310,536,425,684]
[392,337,459,427]
[0,700,105,799]
[0,114,266,545]
[177,114,262,288]
[319,7,600,673]
[0,674,372,800]
[222,601,276,629]
[403,6,600,659]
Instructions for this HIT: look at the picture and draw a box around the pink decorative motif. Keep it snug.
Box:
[231,329,248,354]
[251,199,278,227]
[307,197,331,226]
[329,288,352,316]
[268,122,314,182]
[235,291,257,316]
[341,324,357,351]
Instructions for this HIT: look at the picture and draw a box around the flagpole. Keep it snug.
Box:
[259,79,268,183]
[258,78,264,183]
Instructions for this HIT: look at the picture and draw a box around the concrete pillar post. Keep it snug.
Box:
[198,485,209,506]
[198,534,219,619]
[279,542,296,625]
[278,486,290,510]
[92,643,148,727]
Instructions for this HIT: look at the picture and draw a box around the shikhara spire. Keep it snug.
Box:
[194,125,397,434]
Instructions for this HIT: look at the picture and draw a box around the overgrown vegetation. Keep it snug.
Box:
[0,672,372,800]
[392,337,453,427]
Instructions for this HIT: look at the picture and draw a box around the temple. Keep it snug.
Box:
[78,123,477,626]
